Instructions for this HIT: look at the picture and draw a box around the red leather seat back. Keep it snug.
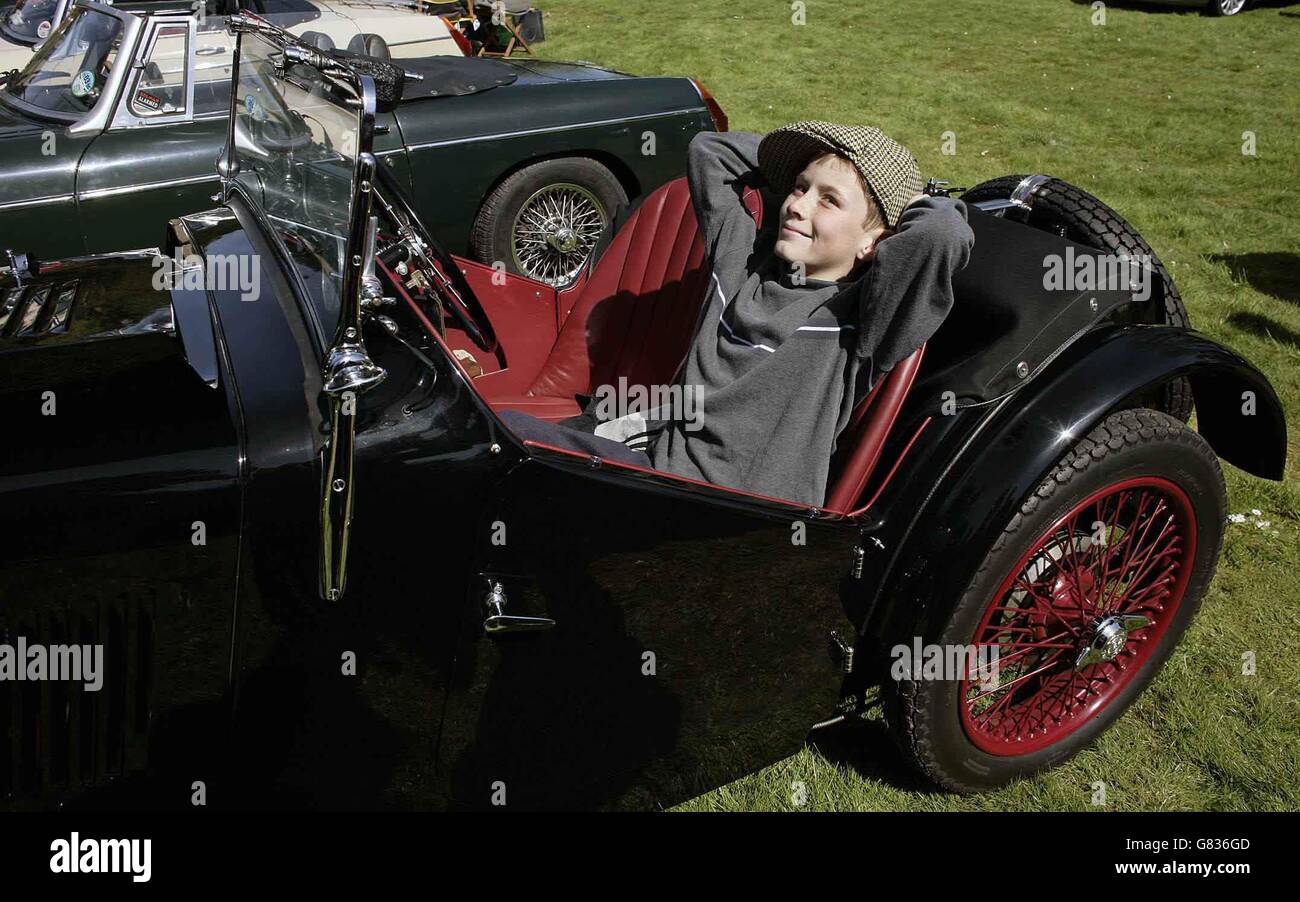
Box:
[526,177,760,401]
[823,344,926,513]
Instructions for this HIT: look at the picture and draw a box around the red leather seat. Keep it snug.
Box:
[492,177,764,417]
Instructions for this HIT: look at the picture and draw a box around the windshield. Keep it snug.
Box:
[4,5,122,116]
[3,0,62,45]
[232,28,360,336]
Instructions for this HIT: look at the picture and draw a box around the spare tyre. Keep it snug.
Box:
[962,175,1193,422]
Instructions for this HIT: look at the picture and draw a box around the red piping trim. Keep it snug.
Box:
[845,416,932,518]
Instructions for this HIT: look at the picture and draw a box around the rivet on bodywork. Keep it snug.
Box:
[1016,361,1030,379]
[490,443,501,454]
[332,478,346,492]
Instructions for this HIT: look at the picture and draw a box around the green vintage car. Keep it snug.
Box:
[0,1,724,284]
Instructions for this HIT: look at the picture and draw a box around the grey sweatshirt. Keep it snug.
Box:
[649,130,975,506]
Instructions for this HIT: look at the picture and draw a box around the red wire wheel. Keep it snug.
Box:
[959,476,1198,756]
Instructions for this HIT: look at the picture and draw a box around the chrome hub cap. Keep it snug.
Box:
[1076,614,1152,670]
[512,182,608,287]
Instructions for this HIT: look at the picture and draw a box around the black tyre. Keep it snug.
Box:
[884,408,1226,792]
[963,175,1193,421]
[470,157,627,288]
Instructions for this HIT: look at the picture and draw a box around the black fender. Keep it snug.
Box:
[862,324,1286,651]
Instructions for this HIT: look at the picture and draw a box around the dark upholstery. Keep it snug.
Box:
[347,32,392,62]
[298,30,335,52]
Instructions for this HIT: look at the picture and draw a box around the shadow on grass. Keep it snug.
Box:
[1209,252,1300,305]
[1226,310,1300,349]
[805,716,948,796]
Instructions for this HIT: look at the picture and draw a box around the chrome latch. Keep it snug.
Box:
[482,579,556,635]
[850,545,865,580]
[828,630,855,675]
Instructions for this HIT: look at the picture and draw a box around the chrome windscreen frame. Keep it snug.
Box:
[222,11,386,603]
[65,1,145,136]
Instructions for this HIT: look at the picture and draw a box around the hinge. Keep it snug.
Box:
[850,545,865,580]
[828,630,855,675]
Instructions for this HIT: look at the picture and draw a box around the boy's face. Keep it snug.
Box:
[773,153,890,282]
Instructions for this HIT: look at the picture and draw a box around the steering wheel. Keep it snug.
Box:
[372,162,498,352]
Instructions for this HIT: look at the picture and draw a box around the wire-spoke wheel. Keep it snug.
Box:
[511,182,609,286]
[960,477,1196,756]
[470,157,627,289]
[1209,0,1248,16]
[885,408,1227,792]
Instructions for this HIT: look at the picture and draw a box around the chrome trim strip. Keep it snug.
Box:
[110,15,199,130]
[403,106,707,152]
[0,193,76,211]
[78,173,219,201]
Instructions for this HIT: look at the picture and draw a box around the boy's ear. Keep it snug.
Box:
[856,227,895,263]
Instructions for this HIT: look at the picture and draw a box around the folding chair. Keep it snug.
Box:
[472,0,535,57]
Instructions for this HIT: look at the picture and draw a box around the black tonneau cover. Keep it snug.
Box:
[916,207,1158,404]
[397,55,517,100]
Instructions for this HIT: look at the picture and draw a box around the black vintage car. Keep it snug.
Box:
[0,13,1286,810]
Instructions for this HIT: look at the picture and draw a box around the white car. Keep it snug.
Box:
[0,0,465,72]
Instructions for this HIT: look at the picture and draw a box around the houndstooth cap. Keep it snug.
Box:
[758,120,924,228]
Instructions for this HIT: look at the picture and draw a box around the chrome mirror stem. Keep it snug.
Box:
[319,154,385,602]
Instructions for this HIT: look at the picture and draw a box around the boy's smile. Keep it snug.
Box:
[773,152,891,282]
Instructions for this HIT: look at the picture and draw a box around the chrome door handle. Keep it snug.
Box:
[482,580,555,635]
[484,613,557,635]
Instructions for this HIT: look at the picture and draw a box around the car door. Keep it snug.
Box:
[437,445,861,810]
[0,112,91,258]
[75,15,227,254]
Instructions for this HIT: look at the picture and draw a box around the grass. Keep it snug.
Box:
[531,0,1300,811]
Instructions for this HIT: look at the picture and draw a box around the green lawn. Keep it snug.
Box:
[534,0,1300,811]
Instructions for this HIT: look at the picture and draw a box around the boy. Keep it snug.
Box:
[500,121,975,507]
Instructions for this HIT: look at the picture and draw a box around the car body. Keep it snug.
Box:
[0,14,1285,810]
[0,0,463,73]
[0,2,720,284]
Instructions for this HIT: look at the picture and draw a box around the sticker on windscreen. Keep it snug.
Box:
[243,94,265,120]
[135,90,162,111]
[36,19,51,39]
[70,70,96,98]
